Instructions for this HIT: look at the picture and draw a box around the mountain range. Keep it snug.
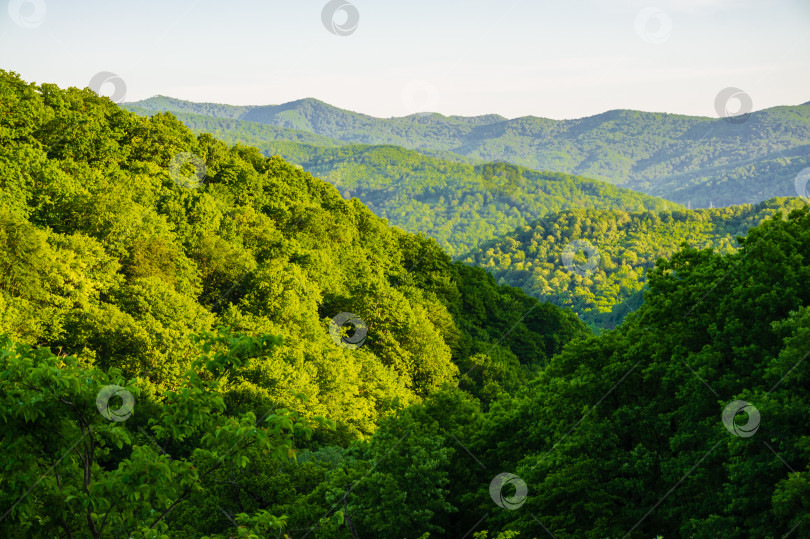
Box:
[4,71,810,538]
[124,95,810,208]
[121,95,810,329]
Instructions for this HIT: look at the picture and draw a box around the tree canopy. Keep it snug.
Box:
[2,70,809,538]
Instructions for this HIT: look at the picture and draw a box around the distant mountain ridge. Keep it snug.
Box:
[124,96,810,208]
[131,95,509,124]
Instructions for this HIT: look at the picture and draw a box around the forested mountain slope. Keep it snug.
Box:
[462,206,810,537]
[249,143,676,257]
[124,104,677,257]
[125,96,810,207]
[0,70,591,536]
[123,106,347,148]
[464,198,807,329]
[3,72,810,539]
[276,206,810,538]
[124,102,810,332]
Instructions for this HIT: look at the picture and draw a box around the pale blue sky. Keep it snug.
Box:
[2,0,809,119]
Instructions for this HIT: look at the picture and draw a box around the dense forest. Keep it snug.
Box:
[124,96,810,208]
[72,97,810,331]
[2,72,810,538]
[120,109,678,258]
[240,143,674,257]
[463,198,807,329]
[0,70,585,537]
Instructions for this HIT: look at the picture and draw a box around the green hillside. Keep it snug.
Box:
[124,96,810,207]
[3,72,810,539]
[1,70,592,536]
[123,96,507,150]
[252,143,676,257]
[123,107,346,148]
[463,206,810,537]
[121,99,810,329]
[463,198,807,329]
[0,69,590,430]
[124,104,676,257]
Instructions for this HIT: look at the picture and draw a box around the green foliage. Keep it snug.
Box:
[0,331,322,538]
[0,69,583,443]
[469,207,810,537]
[255,208,810,538]
[6,70,809,538]
[126,102,680,257]
[254,143,675,257]
[463,198,807,329]
[0,70,588,536]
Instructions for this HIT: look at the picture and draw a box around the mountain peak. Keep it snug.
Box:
[285,97,331,108]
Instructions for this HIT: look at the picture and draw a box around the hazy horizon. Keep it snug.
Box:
[126,92,810,122]
[3,0,809,120]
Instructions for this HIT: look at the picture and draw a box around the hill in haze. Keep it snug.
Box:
[124,96,810,208]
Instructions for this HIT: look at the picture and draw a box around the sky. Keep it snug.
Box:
[1,0,809,120]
